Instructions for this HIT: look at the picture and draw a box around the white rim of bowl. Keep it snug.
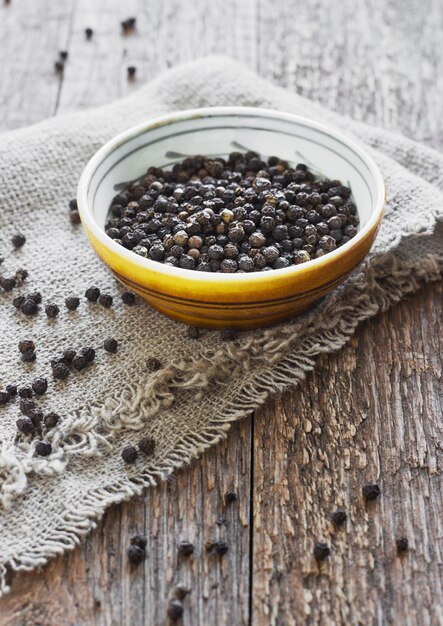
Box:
[77,106,385,283]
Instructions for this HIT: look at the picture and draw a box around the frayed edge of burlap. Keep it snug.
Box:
[1,248,441,597]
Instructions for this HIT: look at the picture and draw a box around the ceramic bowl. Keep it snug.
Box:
[77,107,385,329]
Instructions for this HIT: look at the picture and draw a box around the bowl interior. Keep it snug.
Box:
[86,110,380,237]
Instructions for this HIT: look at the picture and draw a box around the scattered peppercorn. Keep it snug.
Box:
[127,544,145,565]
[63,348,76,363]
[69,198,77,211]
[0,391,9,406]
[80,346,95,363]
[178,541,194,557]
[396,537,409,553]
[54,60,64,73]
[19,339,35,354]
[121,290,136,305]
[85,27,94,40]
[331,508,347,526]
[21,349,36,363]
[35,441,52,457]
[174,585,190,601]
[362,483,381,501]
[20,298,38,316]
[313,542,330,561]
[127,66,136,79]
[187,326,201,339]
[121,17,136,31]
[65,296,80,311]
[13,295,25,309]
[29,408,43,425]
[99,293,113,308]
[45,303,60,318]
[104,338,118,353]
[147,357,162,372]
[167,600,184,622]
[52,362,70,380]
[106,153,358,273]
[59,50,68,60]
[220,329,238,342]
[138,436,156,456]
[16,416,34,433]
[15,268,28,283]
[28,291,42,304]
[121,445,138,464]
[1,276,16,291]
[130,534,147,549]
[18,386,33,399]
[20,398,36,416]
[11,233,26,248]
[85,286,100,302]
[32,377,48,395]
[70,210,81,225]
[225,491,237,504]
[72,354,87,371]
[6,384,17,398]
[44,412,60,428]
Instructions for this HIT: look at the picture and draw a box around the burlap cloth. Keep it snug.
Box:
[0,57,442,594]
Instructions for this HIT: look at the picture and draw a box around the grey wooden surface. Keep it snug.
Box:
[0,1,442,625]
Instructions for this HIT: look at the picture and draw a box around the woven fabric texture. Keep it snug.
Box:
[0,57,442,594]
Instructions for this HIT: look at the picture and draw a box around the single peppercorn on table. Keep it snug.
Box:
[0,1,442,625]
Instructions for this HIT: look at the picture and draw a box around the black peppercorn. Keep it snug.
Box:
[6,384,17,398]
[225,491,237,504]
[13,295,25,309]
[31,378,47,396]
[18,386,33,399]
[52,362,70,380]
[331,508,347,526]
[19,339,35,354]
[15,268,29,283]
[12,233,26,248]
[396,537,409,553]
[121,445,138,464]
[16,416,34,433]
[99,293,113,308]
[147,357,162,372]
[121,290,136,305]
[85,286,100,302]
[22,349,36,363]
[21,298,38,316]
[207,540,229,556]
[45,303,60,318]
[35,441,52,457]
[70,210,81,225]
[29,408,43,425]
[85,27,93,39]
[178,540,194,557]
[362,483,381,501]
[127,544,145,565]
[65,296,80,311]
[167,600,184,622]
[80,346,95,363]
[1,276,16,291]
[103,338,118,353]
[44,412,60,428]
[63,348,76,363]
[0,391,9,406]
[60,50,68,60]
[138,436,156,456]
[54,60,64,73]
[127,66,136,78]
[20,398,36,415]
[313,542,330,561]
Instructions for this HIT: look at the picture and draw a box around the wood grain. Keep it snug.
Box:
[0,0,442,624]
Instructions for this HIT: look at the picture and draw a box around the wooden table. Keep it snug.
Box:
[1,1,442,624]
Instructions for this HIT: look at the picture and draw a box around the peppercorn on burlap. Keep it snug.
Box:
[0,57,442,594]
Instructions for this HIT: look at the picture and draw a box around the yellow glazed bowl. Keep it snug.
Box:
[77,107,385,329]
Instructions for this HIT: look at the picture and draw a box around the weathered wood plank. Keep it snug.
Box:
[1,419,252,626]
[0,0,75,132]
[252,281,443,626]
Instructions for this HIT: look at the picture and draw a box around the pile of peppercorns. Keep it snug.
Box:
[105,152,359,273]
